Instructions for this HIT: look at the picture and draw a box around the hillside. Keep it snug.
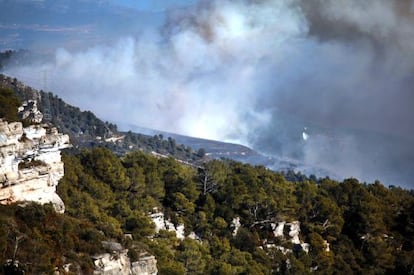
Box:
[1,74,414,274]
[0,73,206,163]
[1,73,291,169]
[0,146,413,274]
[125,125,274,165]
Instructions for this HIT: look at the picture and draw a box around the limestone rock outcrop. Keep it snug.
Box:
[270,221,310,253]
[231,217,241,236]
[18,99,43,123]
[93,251,131,275]
[149,211,186,240]
[131,254,158,275]
[0,120,70,212]
[93,242,158,275]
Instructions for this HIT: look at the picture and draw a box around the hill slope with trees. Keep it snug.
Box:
[1,72,413,274]
[0,147,413,274]
[0,73,205,162]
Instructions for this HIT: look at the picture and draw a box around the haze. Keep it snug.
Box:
[1,0,414,188]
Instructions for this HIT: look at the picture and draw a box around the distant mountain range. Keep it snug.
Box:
[0,0,163,51]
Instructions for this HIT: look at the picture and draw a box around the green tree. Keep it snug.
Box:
[0,87,20,121]
[177,239,210,274]
[81,148,130,191]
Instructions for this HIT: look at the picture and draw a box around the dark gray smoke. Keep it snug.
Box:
[4,0,414,188]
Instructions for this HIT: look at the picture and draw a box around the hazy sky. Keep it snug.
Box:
[1,0,414,188]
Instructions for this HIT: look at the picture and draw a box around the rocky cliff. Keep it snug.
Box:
[93,252,158,275]
[0,120,70,212]
[92,242,158,275]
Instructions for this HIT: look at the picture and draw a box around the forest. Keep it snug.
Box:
[1,147,413,274]
[1,73,414,274]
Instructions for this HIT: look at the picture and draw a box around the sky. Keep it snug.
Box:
[1,0,414,188]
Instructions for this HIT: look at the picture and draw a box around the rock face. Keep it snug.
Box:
[93,252,158,275]
[272,221,286,238]
[231,217,241,236]
[149,211,185,240]
[93,242,157,275]
[131,255,158,275]
[18,100,43,123]
[0,120,70,212]
[93,251,131,275]
[270,221,310,253]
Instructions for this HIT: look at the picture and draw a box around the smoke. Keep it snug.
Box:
[4,0,414,187]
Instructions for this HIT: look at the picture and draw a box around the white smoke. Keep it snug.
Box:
[7,0,307,140]
[5,0,414,187]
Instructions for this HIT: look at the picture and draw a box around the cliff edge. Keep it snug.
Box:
[0,120,70,212]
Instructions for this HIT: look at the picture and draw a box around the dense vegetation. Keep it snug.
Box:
[0,87,20,122]
[1,70,413,274]
[1,147,413,274]
[0,203,106,274]
[39,91,118,143]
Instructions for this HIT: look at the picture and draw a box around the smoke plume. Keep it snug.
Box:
[4,0,414,188]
